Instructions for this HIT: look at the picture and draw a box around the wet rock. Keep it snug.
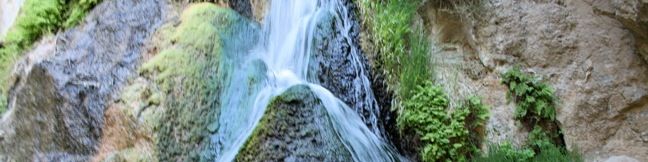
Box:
[309,0,390,137]
[126,3,260,161]
[236,85,353,161]
[0,0,166,160]
[229,0,252,19]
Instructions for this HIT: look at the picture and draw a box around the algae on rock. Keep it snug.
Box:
[236,85,353,161]
[136,3,260,161]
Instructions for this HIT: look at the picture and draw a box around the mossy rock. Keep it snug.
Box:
[236,85,353,161]
[139,3,260,161]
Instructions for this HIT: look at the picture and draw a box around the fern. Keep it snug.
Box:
[501,67,556,123]
[398,81,489,162]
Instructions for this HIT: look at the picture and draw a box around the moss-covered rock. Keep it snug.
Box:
[137,3,260,161]
[236,85,353,161]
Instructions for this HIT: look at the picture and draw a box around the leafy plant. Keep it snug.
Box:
[398,81,489,162]
[472,142,535,162]
[501,67,556,124]
[475,141,582,162]
[490,67,582,162]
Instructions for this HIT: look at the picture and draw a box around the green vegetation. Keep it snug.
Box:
[140,3,258,161]
[359,1,492,161]
[501,67,557,123]
[472,67,581,162]
[474,140,582,162]
[397,81,489,161]
[0,0,101,113]
[358,0,429,99]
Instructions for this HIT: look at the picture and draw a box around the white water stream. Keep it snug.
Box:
[214,0,402,161]
[0,0,24,40]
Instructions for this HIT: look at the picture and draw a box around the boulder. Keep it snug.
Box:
[0,0,166,160]
[236,85,353,161]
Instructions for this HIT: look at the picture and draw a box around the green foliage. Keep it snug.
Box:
[140,4,255,161]
[488,67,582,162]
[358,0,430,99]
[63,0,102,28]
[501,67,556,123]
[475,141,582,162]
[398,81,489,162]
[399,26,432,99]
[473,142,535,162]
[0,0,101,113]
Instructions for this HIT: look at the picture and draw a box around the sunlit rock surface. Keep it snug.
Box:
[0,0,166,161]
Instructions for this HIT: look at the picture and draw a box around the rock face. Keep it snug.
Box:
[89,3,260,161]
[413,0,648,161]
[236,85,353,161]
[0,0,166,160]
[309,0,391,138]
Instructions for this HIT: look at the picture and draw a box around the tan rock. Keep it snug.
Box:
[417,0,648,161]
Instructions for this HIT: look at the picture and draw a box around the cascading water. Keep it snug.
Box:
[213,0,402,161]
[0,0,24,39]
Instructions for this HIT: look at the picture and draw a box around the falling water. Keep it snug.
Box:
[0,0,24,39]
[214,0,401,161]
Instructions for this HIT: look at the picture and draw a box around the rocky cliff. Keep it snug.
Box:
[0,0,647,161]
[404,0,648,161]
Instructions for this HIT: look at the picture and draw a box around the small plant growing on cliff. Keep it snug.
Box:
[489,67,582,162]
[501,67,556,124]
[359,0,430,95]
[398,81,489,162]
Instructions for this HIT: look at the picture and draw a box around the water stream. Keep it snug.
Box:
[0,0,24,39]
[213,0,401,161]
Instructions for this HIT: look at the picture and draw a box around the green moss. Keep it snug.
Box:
[141,3,254,161]
[0,0,101,114]
[397,81,489,162]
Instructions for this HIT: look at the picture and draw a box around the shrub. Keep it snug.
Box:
[474,141,582,162]
[473,142,535,162]
[398,81,489,162]
[489,67,582,162]
[358,0,429,99]
[500,67,556,123]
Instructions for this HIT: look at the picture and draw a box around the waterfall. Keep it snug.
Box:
[214,0,401,161]
[0,0,24,39]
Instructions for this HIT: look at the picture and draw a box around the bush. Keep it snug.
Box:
[501,67,556,123]
[488,67,582,162]
[358,0,429,99]
[398,81,489,162]
[474,141,582,162]
[473,142,535,162]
